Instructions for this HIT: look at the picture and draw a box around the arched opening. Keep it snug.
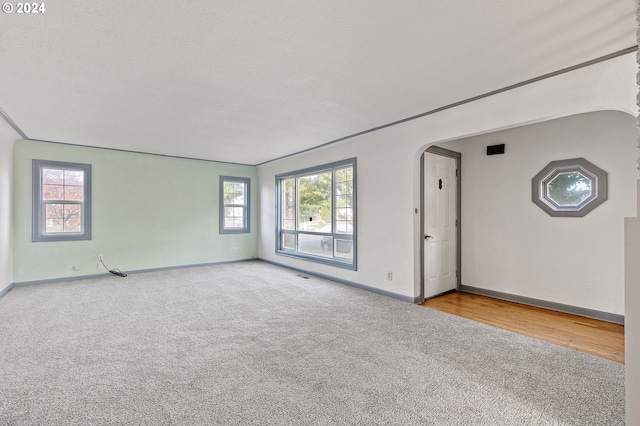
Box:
[414,110,636,321]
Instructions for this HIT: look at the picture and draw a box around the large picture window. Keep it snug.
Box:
[276,158,356,269]
[32,159,92,242]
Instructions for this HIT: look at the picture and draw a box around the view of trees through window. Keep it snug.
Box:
[532,158,607,217]
[547,171,592,206]
[298,172,332,232]
[33,159,92,242]
[223,181,246,229]
[220,176,249,233]
[42,168,85,234]
[278,160,355,268]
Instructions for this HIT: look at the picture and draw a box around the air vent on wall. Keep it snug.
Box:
[486,144,505,155]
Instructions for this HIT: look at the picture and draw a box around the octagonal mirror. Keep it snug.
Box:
[532,158,607,217]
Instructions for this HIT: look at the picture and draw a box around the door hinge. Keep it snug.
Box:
[455,169,458,177]
[455,219,458,227]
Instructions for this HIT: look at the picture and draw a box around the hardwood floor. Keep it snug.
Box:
[421,292,625,364]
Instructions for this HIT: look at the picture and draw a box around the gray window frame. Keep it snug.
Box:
[32,159,92,242]
[275,158,357,270]
[532,158,608,217]
[219,176,251,234]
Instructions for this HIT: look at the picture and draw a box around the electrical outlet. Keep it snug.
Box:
[387,271,393,281]
[98,253,104,261]
[72,265,81,271]
[97,262,102,270]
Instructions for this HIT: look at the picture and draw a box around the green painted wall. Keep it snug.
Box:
[13,140,258,283]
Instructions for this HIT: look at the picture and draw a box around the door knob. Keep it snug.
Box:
[424,234,434,239]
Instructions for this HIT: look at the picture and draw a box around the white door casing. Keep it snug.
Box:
[423,152,458,299]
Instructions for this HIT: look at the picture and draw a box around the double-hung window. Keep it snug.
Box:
[220,176,250,233]
[32,160,92,242]
[276,158,356,270]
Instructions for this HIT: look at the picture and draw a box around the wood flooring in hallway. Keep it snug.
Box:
[421,292,624,364]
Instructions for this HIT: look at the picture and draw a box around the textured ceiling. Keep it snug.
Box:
[0,0,636,165]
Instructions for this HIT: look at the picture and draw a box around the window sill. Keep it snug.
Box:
[276,249,356,271]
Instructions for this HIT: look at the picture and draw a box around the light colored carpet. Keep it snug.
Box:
[0,261,624,425]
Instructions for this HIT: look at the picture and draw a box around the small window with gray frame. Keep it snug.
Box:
[532,158,608,217]
[220,176,250,233]
[32,159,92,242]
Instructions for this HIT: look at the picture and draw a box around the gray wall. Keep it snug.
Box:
[625,181,640,425]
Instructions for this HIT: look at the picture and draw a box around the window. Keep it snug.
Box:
[220,176,250,233]
[276,158,356,269]
[532,158,608,217]
[32,160,92,242]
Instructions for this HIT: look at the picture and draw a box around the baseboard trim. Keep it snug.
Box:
[7,258,258,294]
[259,258,420,303]
[118,258,257,276]
[0,283,14,298]
[12,273,114,289]
[460,285,624,325]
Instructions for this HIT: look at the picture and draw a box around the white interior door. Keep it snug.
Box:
[423,152,457,299]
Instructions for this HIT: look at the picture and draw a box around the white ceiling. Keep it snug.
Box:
[0,0,636,165]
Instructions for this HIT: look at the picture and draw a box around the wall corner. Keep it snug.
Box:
[625,179,640,426]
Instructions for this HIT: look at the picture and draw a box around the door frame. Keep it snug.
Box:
[420,146,462,302]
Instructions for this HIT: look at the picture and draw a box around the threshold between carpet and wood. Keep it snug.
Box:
[0,261,624,424]
[422,292,625,364]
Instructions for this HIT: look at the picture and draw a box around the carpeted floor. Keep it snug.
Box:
[0,261,624,425]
